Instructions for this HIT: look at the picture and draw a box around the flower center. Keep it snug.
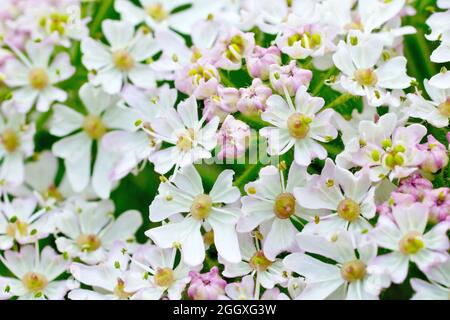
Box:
[6,219,29,238]
[112,49,135,71]
[399,231,424,255]
[249,251,272,272]
[273,192,296,219]
[340,260,366,282]
[438,98,450,118]
[176,128,195,151]
[28,68,49,90]
[337,198,360,222]
[22,272,48,292]
[287,32,321,49]
[190,194,213,220]
[76,234,102,252]
[187,65,215,84]
[225,35,245,62]
[145,3,168,22]
[154,267,174,287]
[113,279,133,299]
[1,128,20,153]
[384,144,406,169]
[354,69,378,87]
[41,12,70,35]
[287,113,311,139]
[83,114,107,140]
[43,185,64,202]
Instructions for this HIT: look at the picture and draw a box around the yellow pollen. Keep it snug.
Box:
[340,260,366,282]
[29,68,49,90]
[337,198,361,222]
[154,268,174,287]
[354,69,378,87]
[190,194,213,220]
[176,128,195,151]
[1,128,20,153]
[77,234,102,252]
[22,272,48,292]
[112,50,135,71]
[145,3,168,22]
[273,192,296,219]
[438,99,450,118]
[83,114,107,140]
[113,279,133,299]
[249,251,272,272]
[399,231,424,255]
[287,113,311,139]
[6,219,29,238]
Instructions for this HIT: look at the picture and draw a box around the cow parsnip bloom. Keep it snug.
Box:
[0,0,448,301]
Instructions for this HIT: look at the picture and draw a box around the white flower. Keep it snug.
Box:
[368,203,450,284]
[102,85,176,181]
[426,7,450,43]
[0,197,54,250]
[69,241,135,300]
[407,79,450,128]
[150,30,193,78]
[276,15,336,60]
[50,83,139,198]
[4,41,74,112]
[221,233,289,290]
[55,199,142,264]
[237,163,309,260]
[333,104,378,145]
[114,0,220,35]
[336,113,427,181]
[332,32,413,107]
[23,151,65,207]
[430,31,450,63]
[125,244,197,300]
[0,245,78,300]
[294,159,376,238]
[284,230,389,300]
[146,165,241,266]
[260,86,337,166]
[81,19,158,94]
[0,108,35,186]
[429,68,450,89]
[221,274,290,300]
[26,2,89,47]
[148,96,219,175]
[410,260,450,300]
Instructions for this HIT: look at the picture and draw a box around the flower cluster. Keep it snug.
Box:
[0,0,448,300]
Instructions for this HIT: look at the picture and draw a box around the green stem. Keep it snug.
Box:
[90,0,113,34]
[236,113,269,130]
[324,93,354,109]
[312,67,337,96]
[219,70,235,88]
[234,163,262,189]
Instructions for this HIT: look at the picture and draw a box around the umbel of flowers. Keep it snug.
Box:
[0,0,448,300]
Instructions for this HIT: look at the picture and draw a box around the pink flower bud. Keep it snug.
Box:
[424,188,450,222]
[188,267,227,300]
[269,61,312,96]
[397,173,433,200]
[418,135,449,173]
[217,115,250,159]
[236,78,272,115]
[246,46,281,80]
[213,29,255,71]
[203,86,240,121]
[175,61,220,99]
